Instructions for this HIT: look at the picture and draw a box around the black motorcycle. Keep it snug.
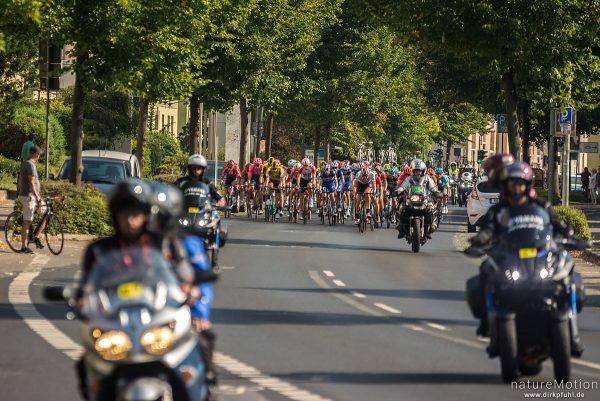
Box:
[465,212,588,383]
[180,182,227,272]
[397,178,438,253]
[457,177,474,207]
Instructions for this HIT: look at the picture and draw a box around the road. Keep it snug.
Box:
[1,206,600,401]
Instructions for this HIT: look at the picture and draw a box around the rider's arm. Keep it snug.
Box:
[469,205,500,246]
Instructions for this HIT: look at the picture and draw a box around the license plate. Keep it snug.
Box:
[117,282,144,300]
[490,198,499,204]
[519,248,538,259]
[188,207,200,213]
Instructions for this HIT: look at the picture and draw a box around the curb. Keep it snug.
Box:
[63,234,101,241]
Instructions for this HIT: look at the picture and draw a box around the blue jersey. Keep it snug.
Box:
[182,235,213,320]
[341,168,353,183]
[438,174,449,189]
[320,169,336,185]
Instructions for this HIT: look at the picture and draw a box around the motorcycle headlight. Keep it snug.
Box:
[180,219,189,226]
[539,268,549,279]
[141,326,175,355]
[409,194,422,202]
[94,330,132,361]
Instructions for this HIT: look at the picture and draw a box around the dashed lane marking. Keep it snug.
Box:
[323,270,335,277]
[9,258,335,401]
[374,303,402,314]
[423,321,448,331]
[332,279,346,287]
[351,291,366,299]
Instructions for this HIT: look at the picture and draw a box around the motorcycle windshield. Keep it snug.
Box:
[497,207,553,252]
[183,181,212,212]
[84,247,184,316]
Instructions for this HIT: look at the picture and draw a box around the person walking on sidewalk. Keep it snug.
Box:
[591,169,598,204]
[581,167,591,201]
[18,145,47,254]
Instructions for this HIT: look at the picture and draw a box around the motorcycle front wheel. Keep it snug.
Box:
[550,319,571,382]
[411,219,421,253]
[497,317,519,383]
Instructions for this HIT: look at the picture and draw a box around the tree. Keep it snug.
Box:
[356,0,600,157]
[0,0,42,52]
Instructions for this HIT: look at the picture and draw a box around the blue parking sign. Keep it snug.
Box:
[559,107,573,124]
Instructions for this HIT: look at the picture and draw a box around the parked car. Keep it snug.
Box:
[56,150,141,195]
[466,176,499,233]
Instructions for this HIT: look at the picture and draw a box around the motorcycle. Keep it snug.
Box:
[180,182,228,272]
[449,176,458,205]
[465,214,588,383]
[457,178,473,207]
[397,178,439,253]
[44,247,218,401]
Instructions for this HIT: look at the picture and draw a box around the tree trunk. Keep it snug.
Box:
[265,112,274,159]
[136,98,149,178]
[501,69,520,158]
[69,55,86,186]
[314,125,321,165]
[445,140,452,165]
[189,93,200,154]
[324,123,331,162]
[239,99,249,167]
[521,100,531,164]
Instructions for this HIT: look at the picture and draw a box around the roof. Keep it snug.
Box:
[73,150,135,161]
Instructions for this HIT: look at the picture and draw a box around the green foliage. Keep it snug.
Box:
[131,137,152,178]
[0,154,19,190]
[0,0,42,52]
[148,130,180,175]
[152,174,179,184]
[554,206,592,240]
[157,152,188,175]
[0,102,66,165]
[12,181,112,235]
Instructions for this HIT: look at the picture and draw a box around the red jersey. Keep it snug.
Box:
[222,165,241,178]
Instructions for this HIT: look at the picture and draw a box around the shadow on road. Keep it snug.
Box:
[273,371,501,385]
[228,238,415,254]
[248,287,466,302]
[212,307,476,327]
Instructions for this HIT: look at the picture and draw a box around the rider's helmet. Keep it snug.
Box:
[273,159,281,167]
[450,161,457,168]
[410,159,426,174]
[267,157,275,166]
[296,162,302,169]
[464,163,473,172]
[360,163,370,175]
[226,159,235,169]
[461,172,472,181]
[374,163,382,173]
[383,163,391,171]
[390,167,399,176]
[484,153,516,187]
[302,157,311,166]
[352,162,360,171]
[427,167,436,176]
[108,179,152,230]
[187,154,208,174]
[147,181,184,232]
[332,160,340,169]
[435,167,443,175]
[342,162,351,170]
[287,159,295,168]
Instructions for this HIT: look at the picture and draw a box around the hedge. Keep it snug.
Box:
[13,181,112,236]
[554,206,592,240]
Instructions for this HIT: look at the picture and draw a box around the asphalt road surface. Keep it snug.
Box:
[1,206,600,401]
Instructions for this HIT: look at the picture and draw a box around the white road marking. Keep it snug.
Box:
[308,271,384,317]
[10,262,334,401]
[219,266,237,270]
[573,359,600,371]
[374,303,402,314]
[351,291,366,299]
[423,321,447,331]
[323,270,335,277]
[332,279,346,287]
[404,324,424,332]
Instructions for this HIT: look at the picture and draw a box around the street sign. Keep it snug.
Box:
[581,142,598,154]
[318,148,325,158]
[305,149,314,160]
[497,114,507,133]
[559,107,573,125]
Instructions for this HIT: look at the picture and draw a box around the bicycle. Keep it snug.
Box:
[263,187,278,222]
[355,192,374,233]
[4,195,66,255]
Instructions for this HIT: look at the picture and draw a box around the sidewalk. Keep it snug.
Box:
[0,199,14,230]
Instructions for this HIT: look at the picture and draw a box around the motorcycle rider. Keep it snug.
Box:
[467,161,583,356]
[448,161,460,178]
[396,159,438,239]
[75,180,196,400]
[436,167,449,214]
[176,154,226,208]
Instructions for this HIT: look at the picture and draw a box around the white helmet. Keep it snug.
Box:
[188,154,207,168]
[296,162,302,169]
[410,159,426,172]
[464,163,473,170]
[302,157,311,166]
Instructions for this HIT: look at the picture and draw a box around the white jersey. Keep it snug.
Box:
[400,175,437,192]
[355,170,376,185]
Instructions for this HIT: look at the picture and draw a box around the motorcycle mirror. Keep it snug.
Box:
[193,270,219,285]
[43,286,68,301]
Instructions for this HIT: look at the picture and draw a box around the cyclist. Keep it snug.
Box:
[297,158,316,217]
[265,159,286,218]
[385,165,400,221]
[398,165,412,186]
[318,162,338,217]
[240,162,252,213]
[353,161,376,224]
[340,162,354,218]
[436,167,449,214]
[331,161,344,212]
[176,154,225,207]
[221,160,241,212]
[373,163,387,224]
[247,157,264,214]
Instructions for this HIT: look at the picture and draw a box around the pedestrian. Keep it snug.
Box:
[581,167,591,201]
[590,169,598,204]
[18,145,47,254]
[20,133,35,161]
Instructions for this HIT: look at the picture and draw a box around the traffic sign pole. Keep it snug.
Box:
[562,123,570,207]
[548,108,556,204]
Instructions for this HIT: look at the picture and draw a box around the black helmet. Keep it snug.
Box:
[108,180,152,225]
[147,181,184,232]
[499,161,533,199]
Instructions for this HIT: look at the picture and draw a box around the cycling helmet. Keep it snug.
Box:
[410,159,426,172]
[390,167,399,175]
[464,163,473,170]
[352,162,360,170]
[108,180,152,228]
[302,157,311,166]
[147,181,184,232]
[362,161,370,169]
[226,160,235,168]
[435,167,443,175]
[188,154,207,168]
[274,159,281,167]
[342,162,351,170]
[288,159,295,168]
[360,164,369,174]
[383,163,391,171]
[296,162,302,169]
[332,160,340,168]
[267,157,275,165]
[253,157,262,166]
[427,167,435,176]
